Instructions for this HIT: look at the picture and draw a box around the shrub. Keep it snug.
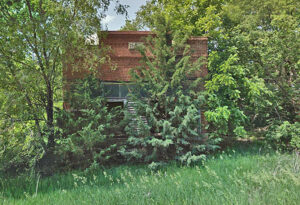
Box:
[266,121,300,151]
[55,75,123,170]
[0,121,45,174]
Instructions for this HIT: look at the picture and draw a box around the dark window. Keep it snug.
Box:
[120,85,129,98]
[104,84,119,97]
[103,83,131,98]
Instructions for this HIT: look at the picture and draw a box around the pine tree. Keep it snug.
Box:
[119,15,219,166]
[56,75,123,169]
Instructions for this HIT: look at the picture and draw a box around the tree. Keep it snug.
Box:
[119,13,219,166]
[55,75,123,170]
[221,0,300,125]
[126,0,300,140]
[0,0,127,172]
[121,0,223,37]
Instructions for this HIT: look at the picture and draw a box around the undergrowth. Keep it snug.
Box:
[0,144,299,205]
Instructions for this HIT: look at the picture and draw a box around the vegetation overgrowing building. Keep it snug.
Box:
[64,31,207,103]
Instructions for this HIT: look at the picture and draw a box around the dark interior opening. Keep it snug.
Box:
[107,101,124,111]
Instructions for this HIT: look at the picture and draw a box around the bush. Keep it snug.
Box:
[0,121,45,174]
[266,121,300,151]
[55,76,124,170]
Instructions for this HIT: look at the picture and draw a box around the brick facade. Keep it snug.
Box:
[64,31,208,82]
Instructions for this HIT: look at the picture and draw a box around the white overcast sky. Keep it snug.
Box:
[103,0,148,30]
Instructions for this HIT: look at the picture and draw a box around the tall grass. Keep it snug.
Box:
[1,145,299,205]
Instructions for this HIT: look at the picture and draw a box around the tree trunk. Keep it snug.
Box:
[46,83,55,148]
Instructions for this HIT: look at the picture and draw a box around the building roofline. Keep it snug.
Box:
[101,31,208,40]
[102,31,154,35]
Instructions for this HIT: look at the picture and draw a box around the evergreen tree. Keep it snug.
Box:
[56,75,123,170]
[119,14,219,166]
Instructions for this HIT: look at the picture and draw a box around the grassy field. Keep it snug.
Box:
[1,144,299,205]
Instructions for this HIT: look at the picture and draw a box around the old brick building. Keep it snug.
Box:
[64,31,208,109]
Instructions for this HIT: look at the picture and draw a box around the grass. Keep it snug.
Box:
[0,144,299,205]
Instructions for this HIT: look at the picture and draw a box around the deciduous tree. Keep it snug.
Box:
[0,0,127,172]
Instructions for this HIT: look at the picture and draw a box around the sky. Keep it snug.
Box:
[103,0,148,30]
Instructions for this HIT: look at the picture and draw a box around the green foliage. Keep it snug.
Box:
[119,14,219,166]
[0,0,109,147]
[128,0,300,145]
[55,76,123,170]
[204,46,271,138]
[129,0,224,37]
[1,0,299,176]
[220,0,300,126]
[0,120,45,174]
[0,0,127,174]
[266,121,300,151]
[203,0,299,139]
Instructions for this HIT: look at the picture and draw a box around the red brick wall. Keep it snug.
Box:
[64,31,208,82]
